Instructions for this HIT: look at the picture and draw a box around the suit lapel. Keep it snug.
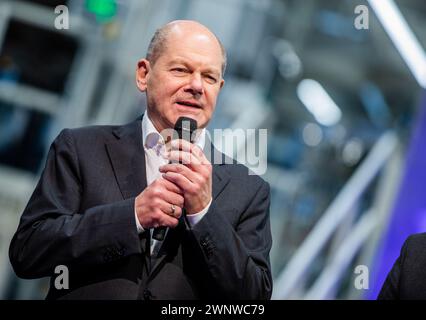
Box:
[212,164,230,200]
[105,118,151,265]
[106,118,147,200]
[206,133,231,200]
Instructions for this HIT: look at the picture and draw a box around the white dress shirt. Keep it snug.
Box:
[135,112,212,255]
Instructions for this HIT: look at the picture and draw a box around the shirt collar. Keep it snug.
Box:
[142,111,206,151]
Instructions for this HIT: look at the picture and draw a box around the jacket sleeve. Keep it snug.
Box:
[187,180,273,300]
[377,237,410,300]
[9,129,143,279]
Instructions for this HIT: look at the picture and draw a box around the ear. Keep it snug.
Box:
[219,78,225,90]
[136,59,150,92]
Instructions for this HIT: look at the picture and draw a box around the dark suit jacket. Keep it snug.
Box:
[378,233,426,300]
[9,117,272,300]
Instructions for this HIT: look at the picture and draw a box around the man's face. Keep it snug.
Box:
[136,27,224,132]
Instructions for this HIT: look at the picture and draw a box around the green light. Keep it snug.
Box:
[85,0,117,22]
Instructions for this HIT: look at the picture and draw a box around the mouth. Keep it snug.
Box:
[175,100,203,109]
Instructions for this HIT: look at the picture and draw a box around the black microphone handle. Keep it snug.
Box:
[152,224,167,241]
[152,209,186,241]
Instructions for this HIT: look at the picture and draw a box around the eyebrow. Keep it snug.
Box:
[168,59,221,76]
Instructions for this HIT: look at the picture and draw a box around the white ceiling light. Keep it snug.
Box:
[368,0,426,88]
[297,79,342,127]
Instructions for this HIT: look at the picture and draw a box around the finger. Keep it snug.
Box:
[158,188,185,208]
[162,171,196,194]
[158,212,180,228]
[150,203,181,227]
[158,177,183,194]
[168,139,207,163]
[161,158,211,179]
[167,150,201,165]
[158,200,183,219]
[159,164,200,184]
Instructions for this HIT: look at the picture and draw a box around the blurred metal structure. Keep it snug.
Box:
[272,131,402,299]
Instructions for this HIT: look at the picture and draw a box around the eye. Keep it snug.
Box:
[171,67,188,73]
[205,75,217,84]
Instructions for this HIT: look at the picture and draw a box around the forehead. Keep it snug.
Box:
[158,30,223,72]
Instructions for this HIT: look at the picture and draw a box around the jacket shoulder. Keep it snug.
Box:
[396,233,426,299]
[53,117,141,147]
[222,162,269,192]
[58,124,120,143]
[404,233,426,253]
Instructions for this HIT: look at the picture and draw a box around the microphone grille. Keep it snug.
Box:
[174,117,198,142]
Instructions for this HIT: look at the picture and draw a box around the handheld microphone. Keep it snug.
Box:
[152,116,198,241]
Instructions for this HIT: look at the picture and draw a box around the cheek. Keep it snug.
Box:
[150,85,173,106]
[206,91,219,110]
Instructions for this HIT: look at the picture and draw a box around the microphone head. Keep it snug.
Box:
[174,117,198,142]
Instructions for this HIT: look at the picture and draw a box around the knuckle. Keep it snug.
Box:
[194,148,201,157]
[191,144,198,152]
[153,209,163,220]
[152,179,162,187]
[203,170,211,179]
[187,186,196,195]
[193,184,202,194]
[151,187,160,197]
[195,178,204,187]
[178,196,185,206]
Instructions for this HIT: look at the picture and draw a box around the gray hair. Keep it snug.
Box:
[146,23,227,76]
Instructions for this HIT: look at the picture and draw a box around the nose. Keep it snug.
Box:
[184,73,203,97]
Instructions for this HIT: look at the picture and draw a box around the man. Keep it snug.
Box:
[378,233,426,299]
[9,20,272,300]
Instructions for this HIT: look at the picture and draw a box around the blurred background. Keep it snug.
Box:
[0,0,425,299]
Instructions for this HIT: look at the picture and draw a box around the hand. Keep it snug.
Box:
[135,178,184,229]
[159,139,212,215]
